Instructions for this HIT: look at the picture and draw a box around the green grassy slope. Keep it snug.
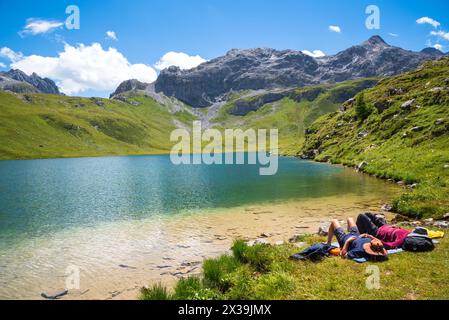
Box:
[211,79,378,154]
[302,57,449,218]
[0,91,197,160]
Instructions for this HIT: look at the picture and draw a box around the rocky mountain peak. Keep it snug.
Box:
[1,69,62,95]
[362,35,389,47]
[420,47,445,56]
[109,79,150,98]
[147,36,447,108]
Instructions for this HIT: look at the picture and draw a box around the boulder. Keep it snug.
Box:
[318,223,330,236]
[429,87,445,92]
[358,130,369,138]
[433,221,449,229]
[373,99,392,113]
[247,238,269,246]
[385,87,404,97]
[357,161,368,171]
[401,99,415,110]
[345,97,356,105]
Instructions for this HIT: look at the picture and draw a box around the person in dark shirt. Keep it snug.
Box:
[327,218,388,261]
[356,212,411,249]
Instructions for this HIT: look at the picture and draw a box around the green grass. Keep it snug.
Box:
[302,57,449,219]
[0,91,197,160]
[142,236,449,300]
[140,283,172,300]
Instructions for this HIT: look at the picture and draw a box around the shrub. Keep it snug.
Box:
[231,240,272,273]
[174,276,222,300]
[354,93,372,121]
[203,255,240,292]
[140,283,171,300]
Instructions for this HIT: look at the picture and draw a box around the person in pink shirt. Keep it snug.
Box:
[356,212,411,250]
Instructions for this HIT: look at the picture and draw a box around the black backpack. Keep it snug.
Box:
[402,235,434,252]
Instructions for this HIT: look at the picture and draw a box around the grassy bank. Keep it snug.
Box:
[141,235,449,300]
[302,57,449,219]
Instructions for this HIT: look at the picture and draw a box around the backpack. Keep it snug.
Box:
[402,235,434,252]
[289,243,335,262]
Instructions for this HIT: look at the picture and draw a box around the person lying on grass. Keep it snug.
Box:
[327,218,388,261]
[356,212,411,250]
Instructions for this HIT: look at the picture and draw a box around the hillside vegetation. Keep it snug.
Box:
[211,79,378,154]
[0,91,196,160]
[302,57,449,219]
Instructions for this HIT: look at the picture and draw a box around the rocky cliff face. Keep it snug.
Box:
[109,79,150,98]
[154,36,445,108]
[0,69,62,95]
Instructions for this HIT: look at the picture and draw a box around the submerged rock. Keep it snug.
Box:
[41,289,68,300]
[119,264,137,269]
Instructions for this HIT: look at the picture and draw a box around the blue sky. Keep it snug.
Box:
[1,0,449,97]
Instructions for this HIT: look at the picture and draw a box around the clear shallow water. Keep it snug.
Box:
[1,154,387,245]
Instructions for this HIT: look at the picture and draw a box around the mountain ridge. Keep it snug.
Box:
[0,69,62,95]
[154,36,445,108]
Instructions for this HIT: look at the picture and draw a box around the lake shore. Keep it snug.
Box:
[0,191,398,300]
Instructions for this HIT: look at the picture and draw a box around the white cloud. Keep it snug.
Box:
[20,18,64,36]
[301,50,326,58]
[329,25,341,33]
[0,62,5,68]
[431,30,449,41]
[433,44,443,51]
[8,43,157,95]
[154,51,206,71]
[388,33,399,37]
[0,47,24,62]
[416,17,440,28]
[106,31,118,41]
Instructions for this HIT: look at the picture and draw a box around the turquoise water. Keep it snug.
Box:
[0,154,391,246]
